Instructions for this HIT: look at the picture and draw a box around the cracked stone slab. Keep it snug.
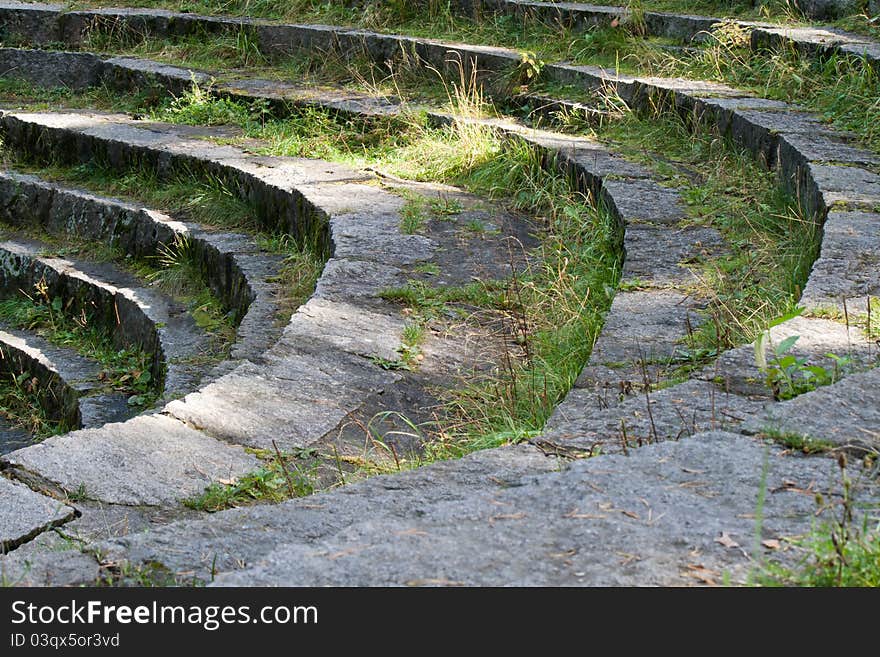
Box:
[202,432,879,586]
[541,380,764,454]
[0,475,75,551]
[801,211,880,310]
[1,414,259,506]
[97,444,558,582]
[743,366,880,453]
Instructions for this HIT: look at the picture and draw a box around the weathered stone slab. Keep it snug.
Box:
[575,289,703,391]
[1,414,259,506]
[0,476,75,551]
[744,366,880,453]
[197,432,878,586]
[329,211,434,265]
[622,222,724,287]
[165,355,396,451]
[0,550,99,586]
[601,179,685,224]
[802,211,880,310]
[542,380,763,454]
[282,297,404,362]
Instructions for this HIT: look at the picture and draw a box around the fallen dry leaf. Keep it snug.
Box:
[621,510,640,520]
[685,564,719,586]
[761,539,781,550]
[715,532,740,549]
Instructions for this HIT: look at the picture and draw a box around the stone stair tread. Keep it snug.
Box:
[0,474,75,551]
[1,413,260,506]
[164,351,397,451]
[542,379,763,452]
[99,432,880,586]
[0,324,101,387]
[575,289,703,391]
[801,210,880,310]
[743,366,880,452]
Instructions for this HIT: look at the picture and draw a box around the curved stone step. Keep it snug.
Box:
[2,413,261,506]
[97,430,880,586]
[0,170,283,361]
[0,474,75,552]
[0,324,131,438]
[1,0,878,81]
[0,236,208,398]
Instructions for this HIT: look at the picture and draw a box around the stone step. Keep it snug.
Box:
[0,474,75,552]
[743,365,880,455]
[97,431,880,586]
[0,236,209,398]
[0,324,132,434]
[540,379,763,454]
[0,170,284,362]
[1,413,260,507]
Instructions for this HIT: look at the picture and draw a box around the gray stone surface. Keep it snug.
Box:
[0,417,30,455]
[0,475,75,551]
[575,290,703,392]
[0,541,100,586]
[802,210,880,310]
[744,366,880,453]
[193,432,877,586]
[282,297,405,363]
[542,380,764,454]
[622,222,725,287]
[165,351,396,451]
[98,444,559,582]
[1,414,259,506]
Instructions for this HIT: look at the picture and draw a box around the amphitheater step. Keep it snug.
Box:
[1,413,260,506]
[0,474,75,552]
[0,324,133,439]
[0,236,211,399]
[98,431,880,586]
[540,379,763,455]
[744,366,880,454]
[0,170,285,363]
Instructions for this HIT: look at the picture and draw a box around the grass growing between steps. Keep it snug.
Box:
[0,292,157,410]
[0,370,72,438]
[595,110,817,361]
[0,157,326,328]
[757,454,880,587]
